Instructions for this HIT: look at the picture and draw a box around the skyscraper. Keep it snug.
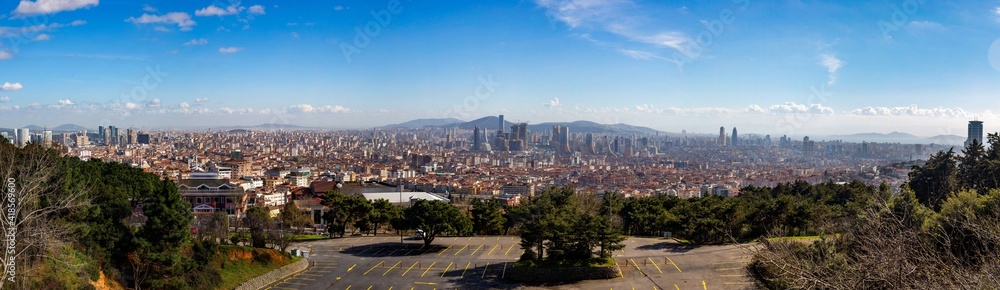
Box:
[42,129,53,149]
[966,120,984,147]
[16,128,29,148]
[473,126,481,151]
[718,127,727,146]
[498,114,504,134]
[731,127,738,146]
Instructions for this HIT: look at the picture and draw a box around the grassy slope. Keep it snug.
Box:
[217,245,299,290]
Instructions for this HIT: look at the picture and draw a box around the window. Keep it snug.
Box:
[196,197,202,204]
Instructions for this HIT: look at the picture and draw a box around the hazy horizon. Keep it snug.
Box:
[2,0,1000,137]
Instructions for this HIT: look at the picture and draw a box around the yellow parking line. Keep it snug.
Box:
[437,245,452,256]
[504,244,515,256]
[453,245,468,256]
[482,262,490,278]
[486,244,499,256]
[420,261,437,277]
[629,259,644,276]
[460,261,471,278]
[470,244,484,256]
[347,264,357,272]
[382,261,402,276]
[702,281,707,290]
[362,263,381,275]
[674,285,680,290]
[401,261,419,277]
[370,236,376,241]
[388,248,402,256]
[441,262,454,278]
[346,286,351,290]
[501,262,508,279]
[723,282,754,285]
[366,285,372,290]
[648,257,663,274]
[666,256,682,272]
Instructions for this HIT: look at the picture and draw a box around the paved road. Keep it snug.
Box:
[266,236,756,290]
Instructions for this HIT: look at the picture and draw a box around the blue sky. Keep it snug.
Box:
[2,0,1000,136]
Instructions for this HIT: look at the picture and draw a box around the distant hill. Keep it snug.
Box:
[825,131,964,144]
[378,118,464,129]
[528,121,661,135]
[54,124,89,132]
[426,116,662,135]
[437,116,515,131]
[926,134,966,145]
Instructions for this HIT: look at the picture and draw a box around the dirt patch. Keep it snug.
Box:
[88,270,123,290]
[227,248,254,261]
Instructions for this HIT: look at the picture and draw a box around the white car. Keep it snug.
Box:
[414,229,425,239]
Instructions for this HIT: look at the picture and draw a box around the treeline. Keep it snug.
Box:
[751,134,1000,288]
[0,141,300,289]
[0,141,205,289]
[615,181,877,244]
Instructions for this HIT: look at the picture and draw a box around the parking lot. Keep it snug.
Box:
[267,236,756,290]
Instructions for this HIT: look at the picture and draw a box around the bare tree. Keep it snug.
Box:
[0,144,89,289]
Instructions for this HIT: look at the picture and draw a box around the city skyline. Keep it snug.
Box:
[2,1,1000,136]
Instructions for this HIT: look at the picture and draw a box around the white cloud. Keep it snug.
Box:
[769,102,835,114]
[851,105,975,118]
[0,51,12,60]
[179,102,190,108]
[618,49,664,61]
[0,97,9,102]
[195,4,243,17]
[32,33,51,41]
[635,104,656,113]
[195,98,209,103]
[248,5,265,15]
[290,32,299,39]
[14,0,98,16]
[58,99,73,105]
[70,20,86,26]
[1,82,24,91]
[287,104,350,113]
[183,38,208,46]
[126,12,197,31]
[818,53,843,86]
[995,7,1000,16]
[744,104,766,114]
[219,47,242,54]
[534,0,694,57]
[334,6,345,11]
[544,97,561,109]
[143,4,157,12]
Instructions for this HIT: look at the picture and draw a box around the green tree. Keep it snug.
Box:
[369,199,401,236]
[470,198,507,235]
[403,199,472,246]
[135,178,193,288]
[321,190,372,237]
[959,139,987,192]
[244,206,271,248]
[908,148,958,210]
